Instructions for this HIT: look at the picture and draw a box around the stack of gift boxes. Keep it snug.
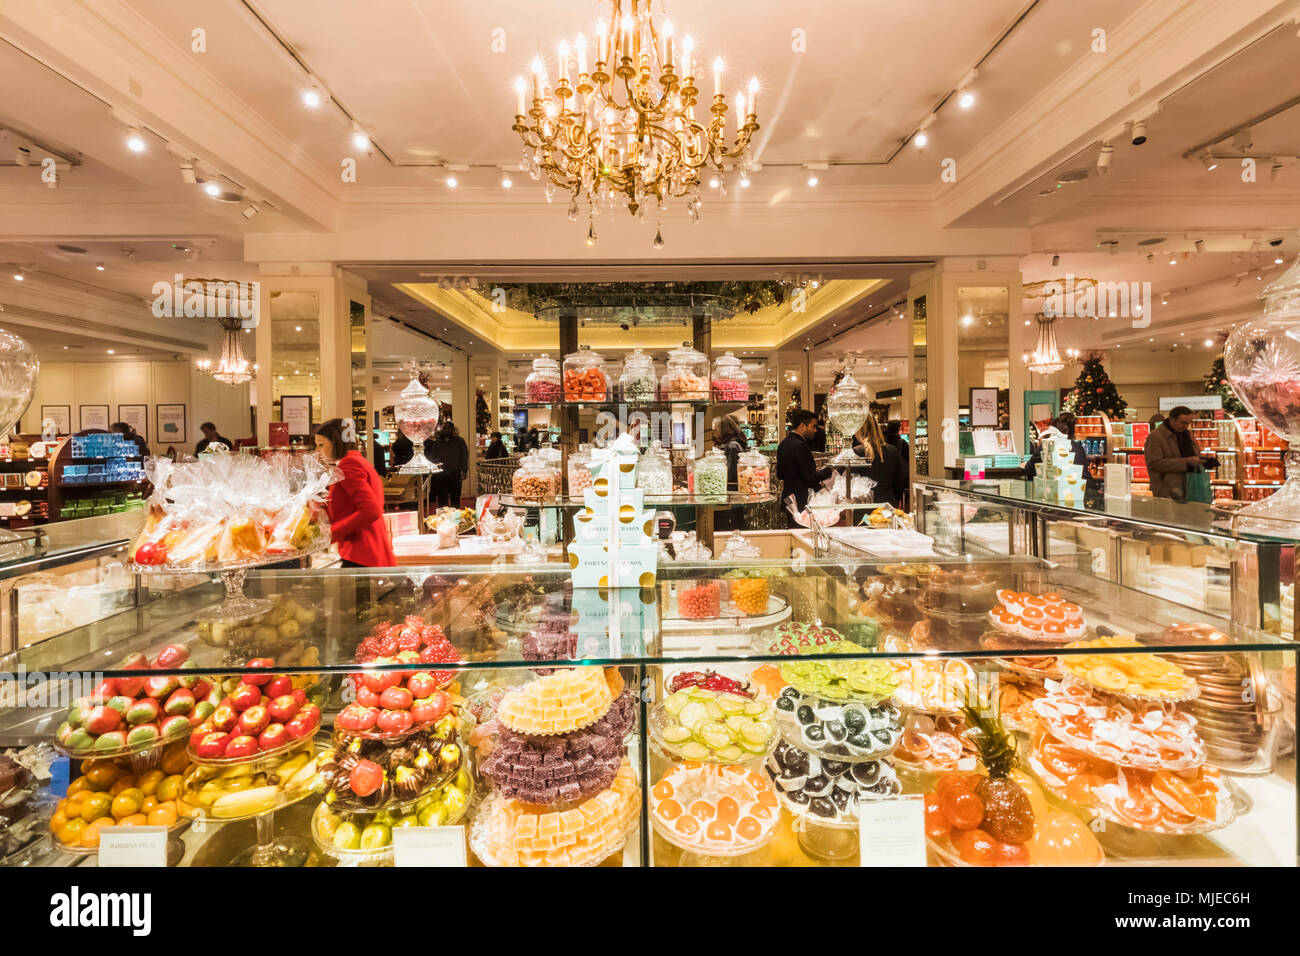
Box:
[1033,435,1086,502]
[568,434,659,590]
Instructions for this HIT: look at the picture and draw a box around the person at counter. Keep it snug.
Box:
[884,420,910,509]
[1144,405,1218,501]
[429,420,469,508]
[850,416,908,507]
[484,431,508,460]
[777,409,833,527]
[712,413,747,531]
[313,418,395,568]
[1023,413,1088,480]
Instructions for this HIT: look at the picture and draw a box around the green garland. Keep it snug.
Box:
[490,280,794,316]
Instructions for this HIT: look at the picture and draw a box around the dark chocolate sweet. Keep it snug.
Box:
[809,796,836,818]
[824,720,848,742]
[822,758,849,776]
[803,773,832,797]
[802,724,826,744]
[787,789,811,805]
[796,704,816,725]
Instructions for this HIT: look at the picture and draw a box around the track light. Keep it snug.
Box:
[1201,154,1218,172]
[12,273,23,281]
[807,173,819,187]
[351,124,369,151]
[125,128,146,152]
[241,202,261,220]
[1146,253,1154,264]
[500,170,512,188]
[1130,121,1147,146]
[95,263,105,271]
[739,173,751,187]
[1051,254,1060,267]
[302,83,326,108]
[957,88,975,109]
[180,161,197,184]
[445,175,458,188]
[914,131,928,148]
[1271,162,1284,182]
[203,181,221,197]
[708,176,719,188]
[1096,142,1113,173]
[1194,239,1205,253]
[1277,256,1286,265]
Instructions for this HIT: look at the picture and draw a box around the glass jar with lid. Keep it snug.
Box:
[618,348,658,403]
[720,534,768,614]
[394,364,440,474]
[711,351,749,403]
[524,353,562,404]
[659,343,710,400]
[736,448,771,496]
[511,452,553,502]
[694,446,729,501]
[538,446,564,498]
[674,531,720,619]
[562,345,609,402]
[637,441,673,496]
[567,443,593,497]
[827,366,870,447]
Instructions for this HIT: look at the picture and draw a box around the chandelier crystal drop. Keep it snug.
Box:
[1025,313,1065,375]
[512,0,759,246]
[196,316,254,385]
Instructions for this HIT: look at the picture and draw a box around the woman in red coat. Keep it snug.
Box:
[313,418,396,567]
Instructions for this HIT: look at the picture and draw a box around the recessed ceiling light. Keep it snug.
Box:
[501,172,512,188]
[1276,257,1285,264]
[204,181,221,197]
[126,128,146,152]
[351,124,369,151]
[1169,257,1177,265]
[302,83,325,108]
[107,349,115,354]
[914,131,929,149]
[446,175,458,188]
[12,274,23,281]
[95,263,105,271]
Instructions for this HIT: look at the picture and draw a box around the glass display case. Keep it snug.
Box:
[914,478,1296,639]
[0,554,1293,867]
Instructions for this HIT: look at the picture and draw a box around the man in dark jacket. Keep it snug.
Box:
[777,409,832,527]
[484,432,508,460]
[429,421,469,507]
[1144,406,1216,500]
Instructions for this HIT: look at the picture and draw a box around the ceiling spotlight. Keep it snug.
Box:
[1271,162,1283,182]
[446,175,458,188]
[708,176,719,188]
[1130,120,1147,146]
[914,130,929,148]
[241,202,261,219]
[1201,154,1218,172]
[1146,253,1154,264]
[351,124,370,151]
[203,181,221,197]
[107,349,115,355]
[1276,256,1285,264]
[95,263,105,271]
[12,273,23,281]
[1204,339,1213,347]
[960,313,974,326]
[807,173,819,187]
[1051,254,1060,266]
[739,174,751,187]
[180,161,197,184]
[500,171,512,188]
[1194,239,1205,253]
[1096,142,1113,173]
[302,83,325,108]
[125,128,146,152]
[957,88,975,109]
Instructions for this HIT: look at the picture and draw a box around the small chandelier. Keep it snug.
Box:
[512,0,760,247]
[196,316,255,385]
[1023,312,1079,375]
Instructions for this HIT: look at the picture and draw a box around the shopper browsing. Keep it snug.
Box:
[850,416,908,507]
[313,418,396,567]
[777,409,833,527]
[1143,406,1218,501]
[1023,413,1089,480]
[484,431,508,460]
[195,421,232,454]
[430,419,469,508]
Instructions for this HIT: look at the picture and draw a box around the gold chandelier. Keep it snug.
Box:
[196,316,255,385]
[512,0,760,247]
[1022,313,1079,375]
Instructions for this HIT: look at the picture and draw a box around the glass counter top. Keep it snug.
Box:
[0,555,1292,682]
[0,510,139,579]
[916,478,1300,544]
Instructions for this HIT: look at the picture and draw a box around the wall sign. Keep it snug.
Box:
[79,404,110,432]
[969,387,999,428]
[280,395,313,438]
[156,404,187,446]
[41,405,71,436]
[1158,395,1222,412]
[118,404,148,442]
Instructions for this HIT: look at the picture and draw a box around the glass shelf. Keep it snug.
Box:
[513,399,746,411]
[496,492,775,509]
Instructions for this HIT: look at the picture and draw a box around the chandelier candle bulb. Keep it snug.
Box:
[682,34,693,82]
[663,20,673,70]
[714,57,723,98]
[515,76,525,116]
[577,33,587,76]
[748,77,759,116]
[558,40,570,84]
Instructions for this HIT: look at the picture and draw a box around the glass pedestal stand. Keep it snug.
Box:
[196,567,272,623]
[1227,446,1300,538]
[228,810,312,867]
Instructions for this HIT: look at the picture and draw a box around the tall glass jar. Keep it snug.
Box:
[562,346,609,402]
[618,348,658,403]
[828,367,870,442]
[675,532,719,619]
[511,452,552,502]
[524,354,562,404]
[694,446,729,501]
[711,351,750,403]
[539,446,564,498]
[659,343,710,400]
[637,442,673,496]
[394,366,440,474]
[737,448,771,495]
[567,443,593,497]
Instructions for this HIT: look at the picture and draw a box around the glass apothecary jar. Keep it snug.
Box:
[394,366,440,474]
[539,447,564,498]
[524,354,562,404]
[567,443,593,497]
[694,447,729,501]
[637,442,673,496]
[674,532,719,619]
[720,535,769,615]
[659,343,710,401]
[736,448,771,496]
[511,452,554,502]
[618,348,658,403]
[562,346,609,402]
[828,367,870,445]
[711,351,750,403]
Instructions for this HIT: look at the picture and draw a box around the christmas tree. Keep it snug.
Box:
[474,388,491,437]
[1063,353,1127,418]
[1202,356,1246,416]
